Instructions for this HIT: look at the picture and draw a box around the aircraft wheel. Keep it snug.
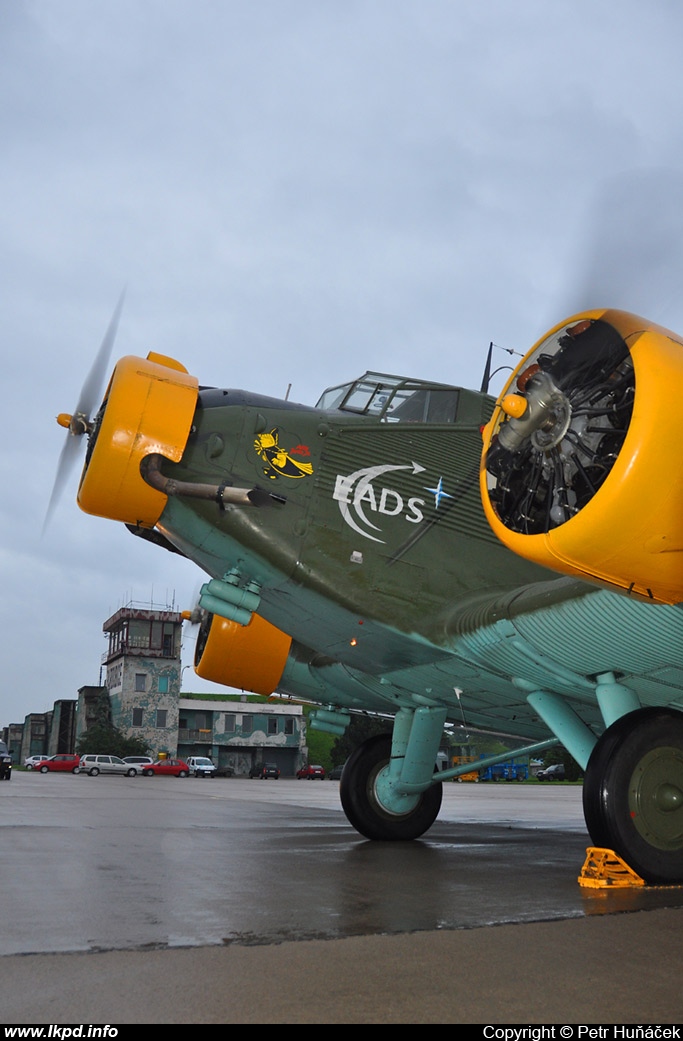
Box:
[340,734,442,841]
[583,707,683,884]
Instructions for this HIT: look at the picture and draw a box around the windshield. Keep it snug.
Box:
[316,371,459,423]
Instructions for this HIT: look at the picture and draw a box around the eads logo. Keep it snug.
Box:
[333,462,452,543]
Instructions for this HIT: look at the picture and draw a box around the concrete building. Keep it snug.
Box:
[18,713,51,764]
[76,685,112,736]
[101,605,182,756]
[5,602,308,775]
[177,696,304,777]
[48,700,77,756]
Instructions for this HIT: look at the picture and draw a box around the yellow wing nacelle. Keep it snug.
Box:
[77,353,199,527]
[480,309,683,604]
[193,611,292,695]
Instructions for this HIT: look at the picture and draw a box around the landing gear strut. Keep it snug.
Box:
[583,707,683,884]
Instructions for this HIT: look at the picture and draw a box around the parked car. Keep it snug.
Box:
[39,754,80,773]
[296,764,326,780]
[0,739,12,780]
[327,764,345,780]
[122,756,154,770]
[249,762,280,779]
[537,763,566,782]
[24,754,50,770]
[186,756,217,777]
[78,754,139,777]
[141,758,191,777]
[214,764,235,778]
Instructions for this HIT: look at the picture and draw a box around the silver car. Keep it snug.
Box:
[79,754,140,777]
[122,756,154,770]
[24,755,50,770]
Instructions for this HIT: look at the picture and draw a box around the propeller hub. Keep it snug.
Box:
[56,412,91,437]
[497,371,571,453]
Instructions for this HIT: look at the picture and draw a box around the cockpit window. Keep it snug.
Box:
[316,372,459,423]
[338,378,396,415]
[316,382,354,411]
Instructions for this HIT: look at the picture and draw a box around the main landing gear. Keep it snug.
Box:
[337,700,683,884]
[583,707,683,885]
[341,734,443,840]
[340,707,445,841]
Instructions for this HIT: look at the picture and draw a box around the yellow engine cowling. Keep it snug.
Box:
[194,611,292,695]
[480,309,683,604]
[78,352,198,527]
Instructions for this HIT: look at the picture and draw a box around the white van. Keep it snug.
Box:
[186,756,217,777]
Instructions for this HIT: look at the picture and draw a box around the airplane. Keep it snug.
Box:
[51,301,683,885]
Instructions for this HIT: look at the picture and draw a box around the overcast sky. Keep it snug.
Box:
[3,0,683,728]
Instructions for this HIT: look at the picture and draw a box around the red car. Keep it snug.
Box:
[142,758,191,777]
[39,754,80,774]
[296,764,326,780]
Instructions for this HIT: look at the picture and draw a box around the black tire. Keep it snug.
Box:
[88,768,99,776]
[583,707,683,884]
[178,770,188,778]
[340,734,443,841]
[126,769,136,777]
[143,769,154,777]
[40,765,49,774]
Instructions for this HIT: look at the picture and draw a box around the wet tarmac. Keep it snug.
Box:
[2,772,683,1022]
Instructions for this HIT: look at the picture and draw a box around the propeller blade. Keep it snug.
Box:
[41,429,83,536]
[75,288,126,418]
[558,168,683,323]
[42,290,126,535]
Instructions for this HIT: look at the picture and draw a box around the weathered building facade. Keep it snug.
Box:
[5,603,307,775]
[177,696,305,776]
[102,605,182,758]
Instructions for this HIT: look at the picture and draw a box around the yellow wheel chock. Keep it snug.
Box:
[578,847,646,888]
